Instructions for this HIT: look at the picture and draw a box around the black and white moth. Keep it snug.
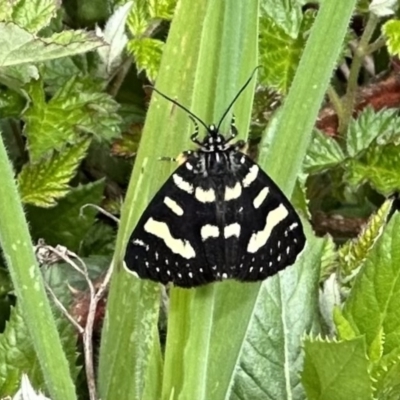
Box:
[124,70,306,288]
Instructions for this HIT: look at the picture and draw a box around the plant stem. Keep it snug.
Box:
[327,85,344,125]
[338,13,379,136]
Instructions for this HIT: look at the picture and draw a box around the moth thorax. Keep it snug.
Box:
[204,151,229,174]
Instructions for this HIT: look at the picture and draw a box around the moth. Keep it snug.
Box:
[124,69,306,288]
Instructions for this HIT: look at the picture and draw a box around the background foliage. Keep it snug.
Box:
[1,0,400,399]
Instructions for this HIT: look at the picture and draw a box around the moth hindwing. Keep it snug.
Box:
[124,70,306,288]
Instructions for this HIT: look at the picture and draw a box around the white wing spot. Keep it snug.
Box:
[278,240,281,248]
[224,223,240,239]
[247,204,289,253]
[195,187,216,202]
[164,196,184,216]
[269,261,273,267]
[249,267,254,273]
[222,273,228,279]
[286,247,291,255]
[156,267,160,272]
[253,187,270,209]
[199,268,203,272]
[178,273,182,278]
[186,163,193,170]
[201,224,219,240]
[277,255,281,262]
[133,239,149,250]
[166,270,171,275]
[189,272,193,278]
[224,182,242,200]
[289,222,299,230]
[242,165,259,187]
[145,261,149,268]
[173,174,194,194]
[260,267,264,272]
[144,218,196,259]
[240,156,246,164]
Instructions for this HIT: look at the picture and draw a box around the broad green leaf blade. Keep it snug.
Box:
[230,233,324,400]
[0,306,78,397]
[127,38,164,82]
[347,144,400,195]
[346,107,399,158]
[100,0,258,399]
[26,181,104,252]
[259,10,315,93]
[261,0,303,38]
[12,0,58,33]
[0,23,104,67]
[301,337,373,400]
[18,138,91,207]
[0,134,76,400]
[304,129,346,174]
[259,0,357,193]
[342,212,400,361]
[160,2,259,400]
[23,78,121,161]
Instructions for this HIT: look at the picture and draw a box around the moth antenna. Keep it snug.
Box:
[217,66,261,131]
[148,86,209,131]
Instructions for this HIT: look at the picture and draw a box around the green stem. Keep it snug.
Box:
[367,36,386,55]
[327,85,344,126]
[338,13,379,136]
[0,136,76,399]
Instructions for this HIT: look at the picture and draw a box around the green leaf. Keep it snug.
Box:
[0,306,44,396]
[259,10,315,93]
[338,198,393,277]
[0,2,13,21]
[18,138,91,207]
[127,38,163,82]
[0,88,25,118]
[41,58,88,94]
[127,0,150,36]
[347,144,400,195]
[43,255,110,303]
[383,20,400,57]
[0,23,104,67]
[342,212,400,364]
[230,233,324,400]
[96,2,131,79]
[27,181,104,252]
[304,129,346,174]
[0,305,78,398]
[0,130,77,399]
[150,0,177,19]
[100,0,259,398]
[23,78,121,161]
[261,0,303,38]
[346,107,399,158]
[12,0,58,33]
[80,222,116,257]
[334,307,358,340]
[301,337,373,400]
